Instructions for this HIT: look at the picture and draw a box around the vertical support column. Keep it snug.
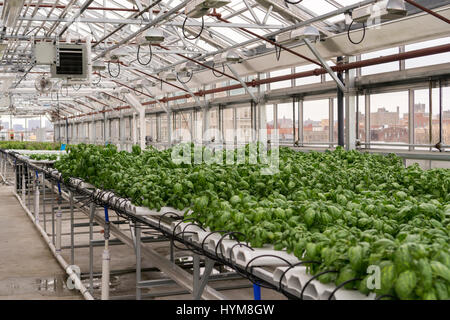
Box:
[119,112,125,151]
[140,110,146,150]
[365,93,371,147]
[65,119,69,145]
[345,56,357,151]
[69,191,75,265]
[55,183,62,255]
[399,46,406,71]
[439,79,443,147]
[89,202,95,295]
[34,171,40,224]
[329,98,334,148]
[337,56,345,147]
[408,89,415,151]
[167,110,172,147]
[132,112,137,145]
[21,166,26,203]
[91,118,96,145]
[42,173,46,232]
[27,167,31,209]
[233,106,237,147]
[51,181,55,244]
[135,221,142,300]
[101,207,110,300]
[429,80,433,150]
[259,102,267,142]
[298,98,304,146]
[103,113,107,145]
[193,254,200,299]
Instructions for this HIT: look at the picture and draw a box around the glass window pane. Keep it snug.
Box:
[442,87,450,145]
[357,95,366,142]
[223,108,234,143]
[236,106,252,143]
[370,91,409,147]
[265,104,275,141]
[277,103,294,143]
[362,48,399,76]
[270,69,291,90]
[303,99,329,143]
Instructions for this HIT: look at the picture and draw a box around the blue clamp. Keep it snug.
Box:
[104,206,109,222]
[253,284,261,300]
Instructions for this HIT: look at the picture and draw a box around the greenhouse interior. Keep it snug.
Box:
[0,0,449,303]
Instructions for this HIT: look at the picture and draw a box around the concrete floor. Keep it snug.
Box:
[0,186,81,299]
[0,176,285,300]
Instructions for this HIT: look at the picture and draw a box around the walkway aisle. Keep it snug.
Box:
[0,186,81,300]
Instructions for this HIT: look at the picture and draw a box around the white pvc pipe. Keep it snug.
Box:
[13,193,94,300]
[101,244,110,300]
[56,208,62,254]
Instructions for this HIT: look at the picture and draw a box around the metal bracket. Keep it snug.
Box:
[193,254,216,300]
[227,64,260,104]
[303,38,346,92]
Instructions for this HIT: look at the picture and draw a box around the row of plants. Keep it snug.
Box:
[28,153,59,161]
[0,141,62,150]
[54,143,450,300]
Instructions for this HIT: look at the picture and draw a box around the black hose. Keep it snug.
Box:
[176,71,193,84]
[328,277,362,300]
[182,16,204,40]
[137,44,152,66]
[212,62,225,78]
[347,20,366,45]
[300,270,338,300]
[108,61,120,78]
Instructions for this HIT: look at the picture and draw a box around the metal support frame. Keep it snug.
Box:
[228,65,259,103]
[329,98,334,148]
[345,56,357,150]
[304,39,346,92]
[135,222,142,300]
[337,56,345,147]
[365,93,371,147]
[409,89,415,151]
[193,254,216,300]
[298,98,304,146]
[89,202,95,295]
[69,191,75,265]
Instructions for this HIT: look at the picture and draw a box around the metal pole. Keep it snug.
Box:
[337,56,345,147]
[135,221,142,300]
[101,206,110,300]
[429,80,433,151]
[21,166,26,203]
[55,183,63,255]
[51,181,55,244]
[69,191,75,265]
[34,171,40,224]
[89,202,95,295]
[439,79,443,146]
[42,173,46,232]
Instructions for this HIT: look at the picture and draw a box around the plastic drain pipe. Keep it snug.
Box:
[34,171,40,224]
[101,206,111,300]
[13,190,94,300]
